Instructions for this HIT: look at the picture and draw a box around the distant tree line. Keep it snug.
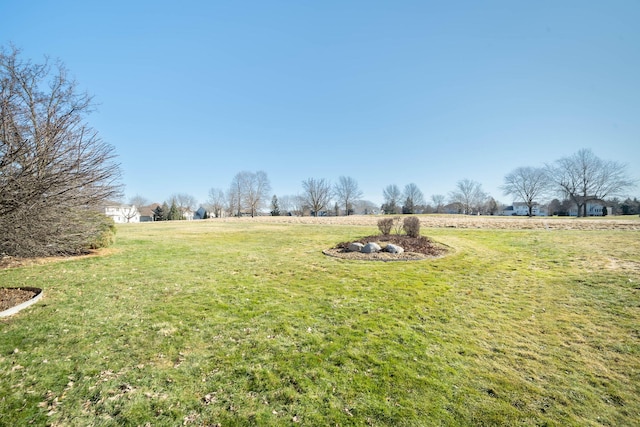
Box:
[130,149,636,221]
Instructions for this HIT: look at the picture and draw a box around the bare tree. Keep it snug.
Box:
[547,149,635,217]
[228,171,271,217]
[129,194,148,209]
[285,194,307,216]
[301,178,332,217]
[382,184,402,214]
[170,193,197,219]
[334,176,363,216]
[207,187,226,218]
[353,199,378,215]
[449,179,487,214]
[431,194,445,213]
[227,173,245,216]
[121,205,140,223]
[0,46,121,256]
[402,183,425,214]
[245,170,271,217]
[501,167,550,216]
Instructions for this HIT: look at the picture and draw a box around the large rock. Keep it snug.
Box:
[348,242,365,252]
[385,244,404,254]
[362,242,382,254]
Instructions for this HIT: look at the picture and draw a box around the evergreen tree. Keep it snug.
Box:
[153,204,165,221]
[402,197,415,214]
[161,202,170,220]
[168,202,181,220]
[270,195,281,216]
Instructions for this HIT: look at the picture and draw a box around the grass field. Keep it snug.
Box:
[1,217,639,426]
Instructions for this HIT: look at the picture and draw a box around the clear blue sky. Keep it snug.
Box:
[3,1,639,207]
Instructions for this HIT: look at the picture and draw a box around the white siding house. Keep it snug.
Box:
[569,200,612,216]
[502,203,548,216]
[102,204,140,223]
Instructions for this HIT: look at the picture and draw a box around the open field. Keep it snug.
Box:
[1,216,639,426]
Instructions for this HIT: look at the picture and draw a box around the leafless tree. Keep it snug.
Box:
[547,149,635,217]
[302,178,332,216]
[353,199,378,215]
[207,187,226,218]
[0,46,121,256]
[129,194,148,208]
[402,183,425,214]
[382,184,402,214]
[431,194,445,213]
[170,193,197,219]
[501,166,550,216]
[227,171,271,217]
[245,171,271,217]
[288,194,308,216]
[449,179,487,214]
[334,176,363,216]
[121,204,140,223]
[227,173,245,216]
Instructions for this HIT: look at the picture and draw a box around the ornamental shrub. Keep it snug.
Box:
[377,218,393,235]
[403,216,421,238]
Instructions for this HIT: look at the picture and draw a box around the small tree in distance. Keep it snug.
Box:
[382,184,402,214]
[270,195,281,216]
[334,176,363,216]
[501,166,550,217]
[449,179,486,215]
[302,178,332,217]
[402,183,425,214]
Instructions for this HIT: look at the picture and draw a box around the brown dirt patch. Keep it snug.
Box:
[324,234,450,261]
[0,288,38,312]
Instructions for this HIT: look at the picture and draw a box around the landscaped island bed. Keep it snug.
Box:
[0,216,638,426]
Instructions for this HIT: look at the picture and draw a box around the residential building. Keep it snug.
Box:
[102,203,140,223]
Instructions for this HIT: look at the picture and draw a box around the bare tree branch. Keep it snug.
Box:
[0,46,122,256]
[334,176,363,216]
[302,178,331,217]
[547,149,635,217]
[501,167,550,216]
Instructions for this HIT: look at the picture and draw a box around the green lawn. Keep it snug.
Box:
[1,220,639,426]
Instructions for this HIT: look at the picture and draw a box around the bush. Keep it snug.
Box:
[87,214,117,250]
[377,218,393,235]
[403,216,421,238]
[393,217,404,235]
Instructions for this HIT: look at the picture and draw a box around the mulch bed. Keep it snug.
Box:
[324,234,449,261]
[0,288,39,312]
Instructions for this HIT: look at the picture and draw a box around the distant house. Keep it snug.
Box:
[501,205,515,216]
[101,203,140,223]
[194,207,208,220]
[181,208,195,220]
[443,203,463,214]
[513,202,548,216]
[569,200,612,216]
[139,203,160,222]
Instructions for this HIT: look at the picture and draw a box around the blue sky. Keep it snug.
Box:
[3,1,639,207]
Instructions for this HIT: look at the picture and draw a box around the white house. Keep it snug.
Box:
[569,200,611,216]
[102,203,140,223]
[502,202,548,216]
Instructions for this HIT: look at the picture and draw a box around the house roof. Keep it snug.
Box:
[139,203,160,217]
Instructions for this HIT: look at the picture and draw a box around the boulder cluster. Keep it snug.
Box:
[347,242,404,255]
